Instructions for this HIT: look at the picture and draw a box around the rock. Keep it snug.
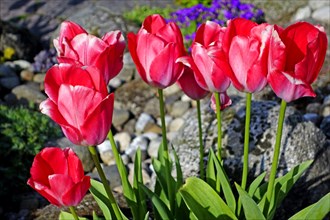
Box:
[112,108,130,130]
[125,135,149,160]
[323,94,330,106]
[13,60,33,71]
[320,116,330,138]
[20,69,34,81]
[312,6,330,24]
[303,113,322,125]
[0,75,20,90]
[292,5,311,21]
[172,99,328,182]
[113,131,131,153]
[88,164,122,189]
[33,73,46,83]
[11,84,46,105]
[0,20,42,62]
[97,140,115,165]
[169,117,185,132]
[127,163,151,186]
[169,101,191,118]
[321,106,330,117]
[108,77,123,89]
[308,0,330,10]
[55,137,94,172]
[135,113,156,134]
[306,102,321,114]
[142,132,159,141]
[148,137,162,158]
[163,84,181,96]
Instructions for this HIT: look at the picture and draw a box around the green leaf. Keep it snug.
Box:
[211,149,236,213]
[140,183,173,220]
[180,177,238,220]
[206,150,217,192]
[248,172,266,197]
[92,211,102,220]
[59,211,88,220]
[289,193,330,220]
[133,147,147,219]
[235,183,266,220]
[144,211,150,220]
[172,147,183,190]
[89,179,113,220]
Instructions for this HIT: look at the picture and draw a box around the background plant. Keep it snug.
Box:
[0,104,62,208]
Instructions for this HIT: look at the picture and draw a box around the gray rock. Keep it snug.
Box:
[33,73,46,83]
[127,163,151,186]
[112,108,130,130]
[108,77,123,89]
[0,63,16,77]
[13,60,33,71]
[11,84,46,105]
[113,131,131,153]
[303,113,322,125]
[56,137,94,172]
[147,136,162,158]
[320,115,330,138]
[321,106,330,117]
[170,101,191,118]
[169,117,185,132]
[135,113,156,134]
[88,164,122,189]
[20,69,34,81]
[292,5,311,21]
[306,102,321,114]
[323,94,330,106]
[308,0,330,10]
[97,140,116,166]
[0,76,20,90]
[125,135,149,160]
[312,6,330,24]
[172,99,328,181]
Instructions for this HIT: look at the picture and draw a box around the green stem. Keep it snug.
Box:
[69,206,79,220]
[197,100,205,180]
[241,92,252,190]
[158,88,174,212]
[88,146,123,220]
[214,92,222,162]
[265,100,287,214]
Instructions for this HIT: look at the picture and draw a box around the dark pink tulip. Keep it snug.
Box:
[178,21,231,93]
[40,64,114,146]
[54,21,125,83]
[223,18,273,93]
[177,66,209,100]
[267,22,327,102]
[210,92,232,111]
[127,14,185,89]
[27,147,90,207]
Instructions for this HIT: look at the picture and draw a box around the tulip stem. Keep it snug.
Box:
[196,100,205,180]
[88,146,123,220]
[241,92,252,190]
[158,88,174,213]
[265,100,287,216]
[214,92,222,162]
[69,206,79,220]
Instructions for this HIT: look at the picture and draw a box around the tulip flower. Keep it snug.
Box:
[178,21,232,93]
[54,21,125,84]
[267,22,328,102]
[210,92,232,112]
[127,14,185,89]
[223,18,273,93]
[177,66,209,100]
[40,63,114,146]
[27,147,90,207]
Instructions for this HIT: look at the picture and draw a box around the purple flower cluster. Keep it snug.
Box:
[32,48,58,73]
[168,0,265,42]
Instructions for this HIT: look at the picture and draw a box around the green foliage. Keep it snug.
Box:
[174,0,212,7]
[0,104,62,202]
[123,5,173,26]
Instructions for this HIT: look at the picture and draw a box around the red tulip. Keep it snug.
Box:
[210,92,232,111]
[223,18,272,93]
[127,14,185,89]
[54,21,125,83]
[40,63,114,146]
[27,147,90,207]
[177,66,209,100]
[267,22,327,102]
[178,21,231,93]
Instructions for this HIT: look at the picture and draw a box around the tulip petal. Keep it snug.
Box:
[128,32,147,83]
[49,174,75,206]
[143,14,167,34]
[67,148,85,182]
[157,22,185,53]
[81,93,114,146]
[27,179,62,207]
[59,21,87,45]
[62,176,91,207]
[195,21,224,47]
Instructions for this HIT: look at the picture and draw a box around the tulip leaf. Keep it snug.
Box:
[59,211,88,220]
[92,211,102,220]
[90,179,113,220]
[257,160,313,218]
[288,193,330,220]
[235,183,266,220]
[143,211,150,220]
[206,150,217,192]
[133,147,147,219]
[172,146,183,190]
[179,177,238,220]
[248,171,266,197]
[210,149,236,213]
[139,183,173,220]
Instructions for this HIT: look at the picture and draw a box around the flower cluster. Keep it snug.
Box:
[32,48,58,73]
[168,0,265,42]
